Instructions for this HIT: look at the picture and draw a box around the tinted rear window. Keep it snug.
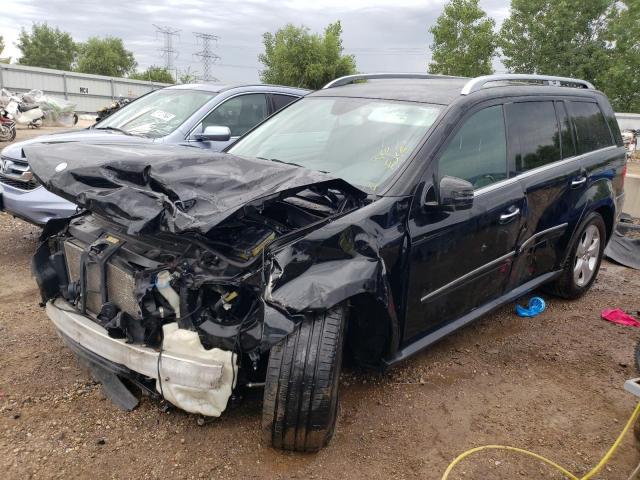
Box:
[506,101,560,173]
[568,101,614,154]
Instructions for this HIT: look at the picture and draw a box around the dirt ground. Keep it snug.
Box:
[1,126,640,479]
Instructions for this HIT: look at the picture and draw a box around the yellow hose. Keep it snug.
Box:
[442,401,640,480]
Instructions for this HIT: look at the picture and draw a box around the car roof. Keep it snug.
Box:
[309,78,468,105]
[309,74,605,106]
[164,83,310,95]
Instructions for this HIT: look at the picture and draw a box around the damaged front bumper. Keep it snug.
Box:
[47,298,236,416]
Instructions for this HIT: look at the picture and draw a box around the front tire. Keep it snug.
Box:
[262,304,347,452]
[547,212,606,299]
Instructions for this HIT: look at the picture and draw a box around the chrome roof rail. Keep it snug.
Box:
[323,73,466,89]
[461,74,595,95]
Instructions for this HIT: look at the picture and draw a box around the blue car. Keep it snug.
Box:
[0,83,308,225]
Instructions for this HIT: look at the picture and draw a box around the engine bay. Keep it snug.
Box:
[34,185,362,367]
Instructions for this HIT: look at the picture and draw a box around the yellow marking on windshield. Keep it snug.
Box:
[374,144,409,170]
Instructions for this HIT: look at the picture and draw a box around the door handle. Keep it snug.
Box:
[499,207,520,223]
[571,176,587,188]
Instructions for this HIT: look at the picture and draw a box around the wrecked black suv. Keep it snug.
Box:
[30,73,626,452]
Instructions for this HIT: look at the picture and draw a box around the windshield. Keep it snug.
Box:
[228,96,441,190]
[95,89,216,138]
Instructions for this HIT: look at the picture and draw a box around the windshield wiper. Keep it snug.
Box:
[94,126,136,136]
[257,156,302,168]
[259,157,328,173]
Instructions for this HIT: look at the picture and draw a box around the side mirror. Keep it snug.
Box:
[195,125,231,142]
[439,176,474,211]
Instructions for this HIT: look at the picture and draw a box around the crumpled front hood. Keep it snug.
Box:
[26,143,365,235]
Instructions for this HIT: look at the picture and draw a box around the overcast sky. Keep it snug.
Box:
[1,0,510,83]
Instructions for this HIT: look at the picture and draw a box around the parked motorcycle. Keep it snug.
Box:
[5,97,44,128]
[0,108,16,142]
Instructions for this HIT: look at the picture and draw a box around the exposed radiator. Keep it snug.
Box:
[63,239,140,318]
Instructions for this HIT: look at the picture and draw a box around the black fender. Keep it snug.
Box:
[261,215,403,355]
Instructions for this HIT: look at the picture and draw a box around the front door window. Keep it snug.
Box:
[438,104,507,189]
[197,94,268,138]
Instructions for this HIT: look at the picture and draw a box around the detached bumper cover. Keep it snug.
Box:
[46,299,224,390]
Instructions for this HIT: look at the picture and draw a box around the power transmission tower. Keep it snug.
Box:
[193,32,220,82]
[153,24,180,80]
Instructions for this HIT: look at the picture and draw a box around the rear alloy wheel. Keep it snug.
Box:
[547,212,606,299]
[262,304,347,452]
[573,224,601,287]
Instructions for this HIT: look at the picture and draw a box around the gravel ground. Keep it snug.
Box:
[0,212,639,480]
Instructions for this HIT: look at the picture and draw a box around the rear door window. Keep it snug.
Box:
[438,104,507,189]
[506,101,560,173]
[567,101,614,154]
[271,94,298,113]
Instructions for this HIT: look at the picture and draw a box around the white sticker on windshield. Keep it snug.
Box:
[150,110,176,122]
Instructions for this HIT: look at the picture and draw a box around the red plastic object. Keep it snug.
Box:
[601,308,640,327]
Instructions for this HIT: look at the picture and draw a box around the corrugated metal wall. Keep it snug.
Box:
[0,64,171,113]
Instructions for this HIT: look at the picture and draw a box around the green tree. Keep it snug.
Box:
[259,21,357,89]
[597,1,640,112]
[130,66,175,83]
[0,35,7,63]
[499,0,610,82]
[16,23,76,70]
[76,36,136,77]
[428,0,497,76]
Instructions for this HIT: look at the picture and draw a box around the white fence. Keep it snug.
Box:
[0,63,171,113]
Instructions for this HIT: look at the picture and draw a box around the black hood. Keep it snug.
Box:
[26,143,366,235]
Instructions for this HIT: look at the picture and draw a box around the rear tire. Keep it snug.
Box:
[262,304,347,452]
[547,212,606,299]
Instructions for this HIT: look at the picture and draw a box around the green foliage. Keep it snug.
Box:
[178,67,199,84]
[597,1,640,112]
[130,66,175,84]
[76,36,136,77]
[499,0,610,81]
[259,21,357,90]
[499,0,640,112]
[17,23,76,70]
[428,0,497,76]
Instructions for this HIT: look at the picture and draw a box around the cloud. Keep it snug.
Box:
[1,0,509,82]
